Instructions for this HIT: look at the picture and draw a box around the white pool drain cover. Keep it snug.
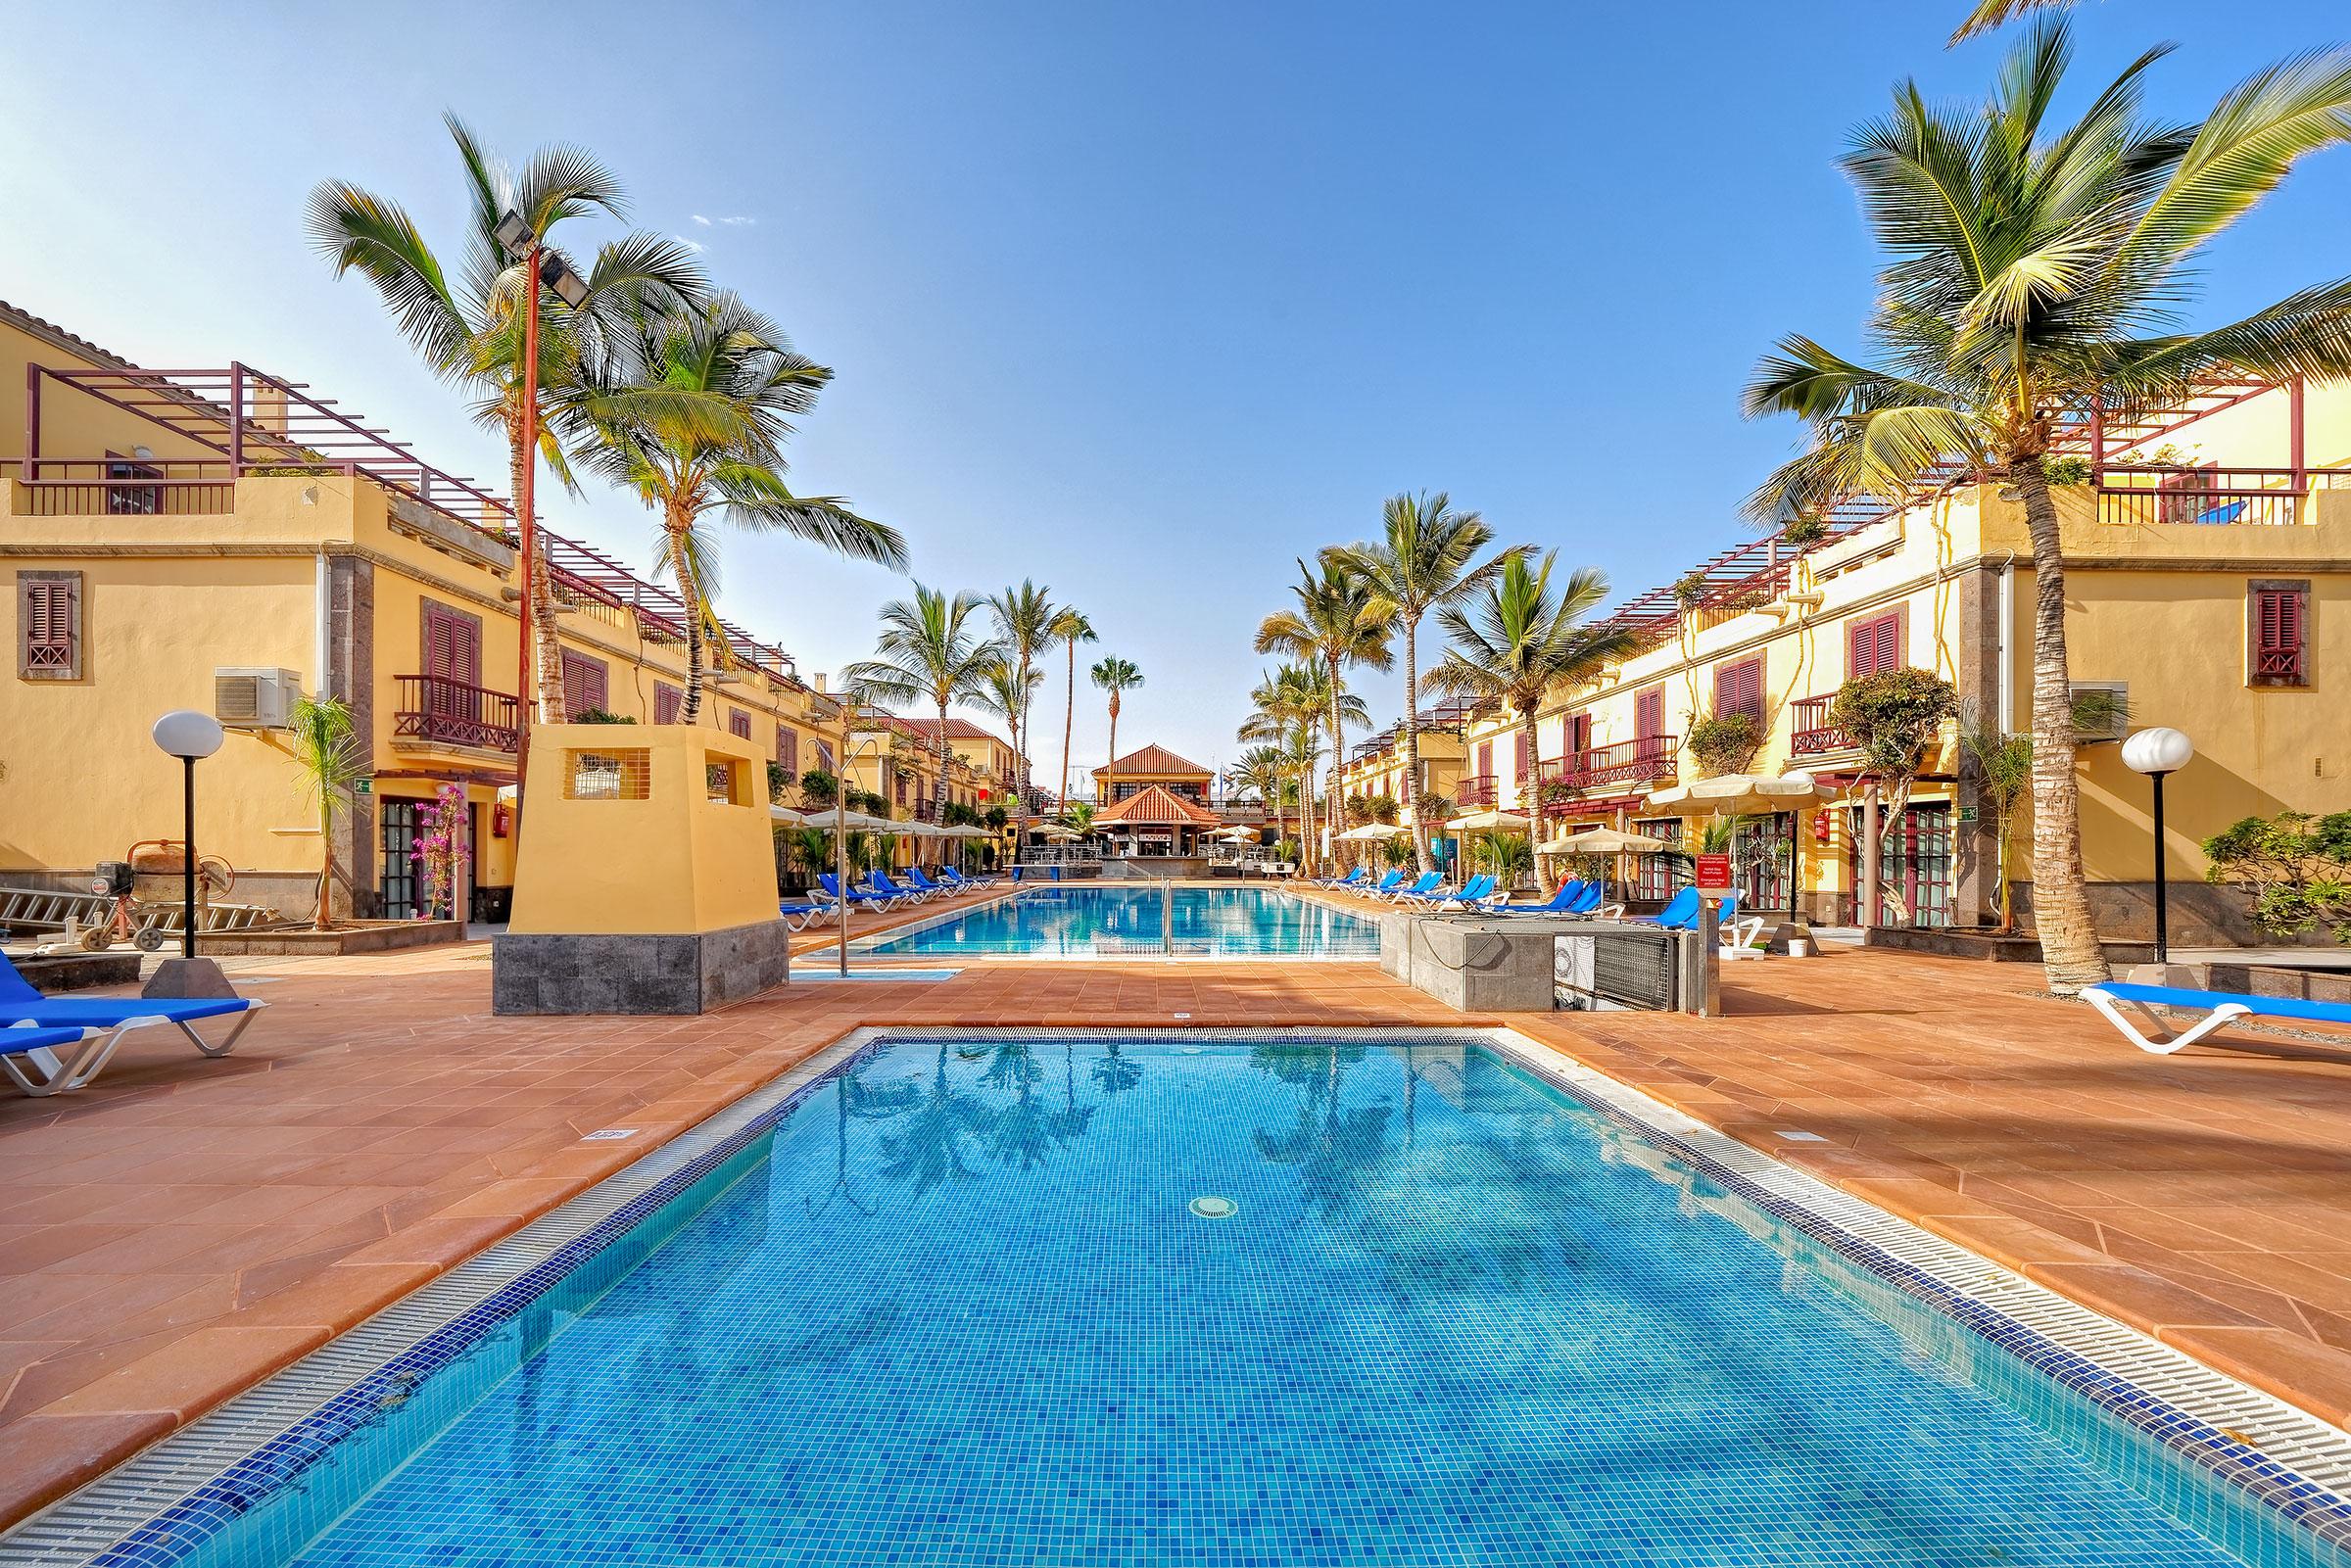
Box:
[1189,1196,1238,1219]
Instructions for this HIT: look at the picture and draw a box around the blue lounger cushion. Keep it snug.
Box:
[0,953,263,1096]
[2084,982,2351,1055]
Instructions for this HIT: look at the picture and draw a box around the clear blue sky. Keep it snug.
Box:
[3,1,2345,781]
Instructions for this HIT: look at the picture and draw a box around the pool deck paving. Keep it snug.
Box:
[0,920,2346,1532]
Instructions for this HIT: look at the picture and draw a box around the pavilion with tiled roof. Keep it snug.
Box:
[1088,783,1224,854]
[1091,743,1214,807]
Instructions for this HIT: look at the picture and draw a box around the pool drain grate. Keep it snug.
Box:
[1188,1196,1238,1219]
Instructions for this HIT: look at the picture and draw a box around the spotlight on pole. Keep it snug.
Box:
[2121,727,2194,968]
[147,710,236,999]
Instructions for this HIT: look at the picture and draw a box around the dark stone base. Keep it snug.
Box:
[491,921,792,1016]
[8,952,141,992]
[1863,926,2155,966]
[143,957,238,999]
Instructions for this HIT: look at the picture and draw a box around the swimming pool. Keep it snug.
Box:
[25,1029,2349,1568]
[854,882,1383,958]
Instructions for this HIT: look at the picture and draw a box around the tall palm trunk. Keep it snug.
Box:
[506,416,567,724]
[1520,710,1544,894]
[2011,457,2107,992]
[1402,619,1431,873]
[934,694,952,823]
[1103,693,1120,818]
[1325,657,1347,871]
[1060,641,1078,814]
[666,519,707,724]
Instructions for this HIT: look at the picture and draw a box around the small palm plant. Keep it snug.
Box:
[1961,713,2035,933]
[287,694,367,929]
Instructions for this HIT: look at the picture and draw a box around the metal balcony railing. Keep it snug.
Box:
[1546,735,1681,790]
[394,675,520,753]
[2093,467,2313,529]
[1457,774,1499,808]
[1789,695,1854,756]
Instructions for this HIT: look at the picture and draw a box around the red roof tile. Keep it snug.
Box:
[1091,784,1222,827]
[1096,743,1210,779]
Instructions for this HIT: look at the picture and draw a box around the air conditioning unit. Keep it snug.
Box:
[215,667,300,729]
[2069,681,2131,743]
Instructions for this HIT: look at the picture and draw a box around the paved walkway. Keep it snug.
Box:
[0,936,2345,1531]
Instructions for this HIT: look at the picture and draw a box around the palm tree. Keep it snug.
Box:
[975,654,1044,808]
[1421,550,1636,863]
[1949,0,2075,45]
[309,116,706,722]
[1330,493,1522,872]
[586,295,904,720]
[1050,608,1097,815]
[287,695,366,929]
[1744,18,2351,991]
[1089,655,1142,808]
[1227,745,1289,844]
[1257,555,1392,870]
[1237,666,1318,858]
[987,581,1057,820]
[845,586,1001,814]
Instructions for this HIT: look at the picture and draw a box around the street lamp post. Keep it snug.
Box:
[149,709,230,998]
[2121,727,2194,966]
[490,212,591,812]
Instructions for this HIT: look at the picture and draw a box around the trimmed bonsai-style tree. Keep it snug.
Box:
[1833,668,1959,924]
[2204,811,2351,945]
[1685,710,1762,778]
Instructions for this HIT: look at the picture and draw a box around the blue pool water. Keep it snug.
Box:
[857,883,1383,958]
[205,1034,2326,1568]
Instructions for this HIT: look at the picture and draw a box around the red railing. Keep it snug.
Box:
[2094,466,2312,528]
[1458,774,1498,808]
[1,456,233,515]
[1539,736,1680,794]
[394,675,520,753]
[1790,695,1853,756]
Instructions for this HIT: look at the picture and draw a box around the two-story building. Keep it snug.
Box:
[1436,375,2346,941]
[2,300,845,921]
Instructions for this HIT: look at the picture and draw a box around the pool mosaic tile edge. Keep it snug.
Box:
[2,1024,2346,1567]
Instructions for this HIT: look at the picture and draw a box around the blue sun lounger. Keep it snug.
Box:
[1314,868,1367,891]
[0,953,264,1096]
[1489,880,1588,917]
[820,874,900,913]
[2083,982,2351,1055]
[1360,870,1406,899]
[1382,873,1443,904]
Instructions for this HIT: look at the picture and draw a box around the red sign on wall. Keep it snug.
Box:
[1695,853,1732,892]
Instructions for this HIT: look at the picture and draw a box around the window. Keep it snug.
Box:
[2249,580,2310,688]
[1714,657,1764,723]
[1512,730,1532,788]
[654,683,683,725]
[559,651,608,717]
[816,740,836,773]
[422,601,483,688]
[18,571,81,680]
[777,727,799,772]
[729,709,753,740]
[1566,711,1592,757]
[705,753,747,805]
[104,451,161,516]
[379,800,418,920]
[566,748,651,801]
[1847,611,1901,678]
[1634,687,1664,738]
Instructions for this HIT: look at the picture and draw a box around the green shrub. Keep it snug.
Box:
[2204,811,2351,944]
[572,707,635,725]
[1685,711,1761,778]
[1831,668,1957,781]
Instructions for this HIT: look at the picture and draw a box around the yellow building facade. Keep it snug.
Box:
[1364,377,2348,942]
[1,303,843,921]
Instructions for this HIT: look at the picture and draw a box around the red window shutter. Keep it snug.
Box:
[778,729,799,771]
[731,710,752,740]
[560,652,607,717]
[424,606,455,682]
[1635,689,1662,738]
[1513,730,1532,782]
[1476,740,1492,776]
[1876,614,1898,674]
[816,740,836,773]
[655,684,682,725]
[23,579,74,670]
[2253,587,2308,684]
[1716,659,1763,722]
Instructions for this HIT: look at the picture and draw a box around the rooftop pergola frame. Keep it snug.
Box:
[1594,373,2312,643]
[19,360,810,691]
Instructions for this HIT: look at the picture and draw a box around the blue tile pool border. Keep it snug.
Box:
[1,1024,2343,1568]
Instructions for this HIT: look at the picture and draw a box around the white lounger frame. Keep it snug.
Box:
[2084,988,2251,1055]
[1,1005,265,1097]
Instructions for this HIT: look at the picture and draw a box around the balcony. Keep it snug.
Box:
[1789,695,1853,756]
[2,457,234,516]
[1540,736,1680,794]
[2093,467,2322,529]
[1458,774,1499,808]
[394,675,520,754]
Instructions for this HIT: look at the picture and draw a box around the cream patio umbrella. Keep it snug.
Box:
[1536,824,1670,902]
[1334,824,1404,841]
[1643,771,1834,930]
[1443,809,1530,832]
[768,804,811,826]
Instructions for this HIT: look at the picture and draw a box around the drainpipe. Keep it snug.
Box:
[1994,555,2015,736]
[314,549,332,700]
